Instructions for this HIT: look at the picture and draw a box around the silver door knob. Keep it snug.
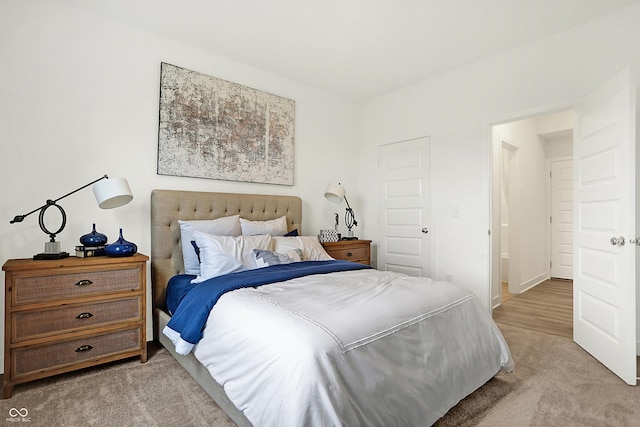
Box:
[421,228,429,234]
[629,237,640,245]
[610,236,625,246]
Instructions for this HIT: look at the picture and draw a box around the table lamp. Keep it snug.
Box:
[10,175,133,259]
[324,182,358,240]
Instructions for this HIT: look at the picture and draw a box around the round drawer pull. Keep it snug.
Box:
[346,252,353,257]
[76,312,94,319]
[75,345,93,352]
[75,279,93,287]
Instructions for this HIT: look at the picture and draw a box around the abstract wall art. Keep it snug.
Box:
[158,63,295,185]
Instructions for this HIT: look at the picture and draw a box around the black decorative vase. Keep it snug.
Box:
[105,228,137,257]
[79,223,108,246]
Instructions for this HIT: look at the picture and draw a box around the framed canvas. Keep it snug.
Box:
[158,63,295,185]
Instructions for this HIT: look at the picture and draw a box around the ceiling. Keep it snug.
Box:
[58,0,640,101]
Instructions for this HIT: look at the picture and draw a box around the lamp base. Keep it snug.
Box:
[34,240,69,259]
[33,252,69,260]
[341,236,359,241]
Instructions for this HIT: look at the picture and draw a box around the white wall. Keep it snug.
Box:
[543,135,573,159]
[358,4,640,307]
[0,0,360,368]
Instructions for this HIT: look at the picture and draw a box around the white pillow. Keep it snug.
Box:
[252,248,302,268]
[272,236,334,261]
[191,232,272,283]
[178,216,242,275]
[240,216,288,236]
[191,251,245,284]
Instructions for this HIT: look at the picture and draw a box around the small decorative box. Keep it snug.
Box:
[318,229,339,243]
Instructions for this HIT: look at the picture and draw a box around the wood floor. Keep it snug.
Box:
[493,278,573,339]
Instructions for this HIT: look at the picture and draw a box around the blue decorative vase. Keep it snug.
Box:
[79,223,108,246]
[105,228,137,257]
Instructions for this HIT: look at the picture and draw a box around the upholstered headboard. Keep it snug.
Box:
[150,189,302,311]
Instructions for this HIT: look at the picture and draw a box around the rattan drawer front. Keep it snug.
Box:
[13,328,142,378]
[13,268,140,305]
[326,246,369,262]
[13,298,142,342]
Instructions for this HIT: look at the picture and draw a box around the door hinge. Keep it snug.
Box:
[488,229,491,236]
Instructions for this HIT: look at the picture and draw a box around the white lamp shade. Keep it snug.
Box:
[93,178,133,209]
[324,182,346,203]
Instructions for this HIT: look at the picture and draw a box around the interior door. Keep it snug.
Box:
[378,137,431,276]
[574,67,637,385]
[550,159,574,280]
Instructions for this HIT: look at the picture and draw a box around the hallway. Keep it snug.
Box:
[493,279,572,339]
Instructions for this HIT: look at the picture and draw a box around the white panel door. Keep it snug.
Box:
[551,159,574,279]
[574,67,637,385]
[378,137,430,277]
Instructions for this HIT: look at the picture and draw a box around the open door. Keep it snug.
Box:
[574,67,637,385]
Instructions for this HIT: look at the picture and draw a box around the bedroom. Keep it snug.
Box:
[1,0,640,424]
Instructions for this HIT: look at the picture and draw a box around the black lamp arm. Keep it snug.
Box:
[343,195,358,228]
[9,175,108,224]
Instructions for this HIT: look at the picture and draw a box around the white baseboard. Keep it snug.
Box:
[519,272,550,293]
[491,294,502,309]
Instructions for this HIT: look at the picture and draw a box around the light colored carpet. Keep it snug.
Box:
[435,324,640,427]
[0,344,236,427]
[2,324,639,426]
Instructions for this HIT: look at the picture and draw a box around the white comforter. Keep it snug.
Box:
[192,268,513,427]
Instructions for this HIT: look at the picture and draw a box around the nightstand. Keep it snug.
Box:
[2,254,148,399]
[321,240,372,265]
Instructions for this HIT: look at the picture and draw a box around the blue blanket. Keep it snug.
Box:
[166,260,372,349]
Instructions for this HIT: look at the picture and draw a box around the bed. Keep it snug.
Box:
[151,189,513,427]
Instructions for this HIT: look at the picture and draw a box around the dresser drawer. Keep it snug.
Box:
[12,297,142,342]
[12,268,141,305]
[327,246,369,262]
[12,328,142,378]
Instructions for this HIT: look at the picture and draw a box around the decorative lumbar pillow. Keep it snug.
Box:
[191,232,272,283]
[272,236,334,261]
[179,215,242,275]
[240,216,288,236]
[252,248,302,268]
[284,228,299,237]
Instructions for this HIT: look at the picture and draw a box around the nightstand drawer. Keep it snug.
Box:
[12,297,142,342]
[329,246,369,262]
[12,328,142,378]
[321,240,372,265]
[12,268,141,305]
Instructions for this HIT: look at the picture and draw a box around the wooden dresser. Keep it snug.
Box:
[321,240,372,265]
[2,253,148,398]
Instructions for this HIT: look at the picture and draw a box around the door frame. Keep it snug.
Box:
[488,102,576,309]
[490,134,521,308]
